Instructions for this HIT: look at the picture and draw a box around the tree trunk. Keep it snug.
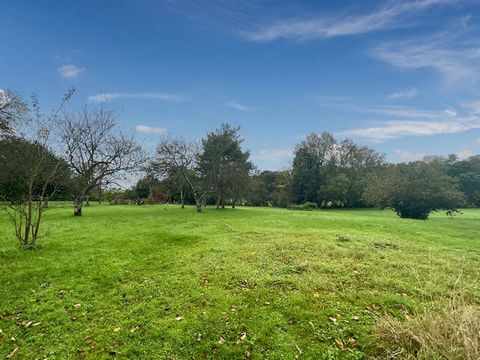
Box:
[43,196,49,209]
[215,191,221,209]
[74,197,83,216]
[180,189,185,209]
[85,196,90,206]
[196,203,203,212]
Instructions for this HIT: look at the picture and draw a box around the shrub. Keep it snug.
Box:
[364,162,464,220]
[287,202,318,211]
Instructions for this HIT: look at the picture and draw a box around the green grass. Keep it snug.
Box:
[1,205,479,359]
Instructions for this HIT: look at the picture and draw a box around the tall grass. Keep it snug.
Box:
[377,272,480,359]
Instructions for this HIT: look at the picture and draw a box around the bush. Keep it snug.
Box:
[287,202,318,211]
[364,162,464,220]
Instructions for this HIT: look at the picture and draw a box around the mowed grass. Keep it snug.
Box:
[0,206,479,359]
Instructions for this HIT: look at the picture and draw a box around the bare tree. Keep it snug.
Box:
[153,137,211,212]
[0,89,28,137]
[59,106,145,216]
[1,92,73,249]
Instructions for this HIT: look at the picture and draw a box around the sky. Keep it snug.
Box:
[1,0,480,170]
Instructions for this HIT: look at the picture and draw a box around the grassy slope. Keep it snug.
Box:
[0,206,479,359]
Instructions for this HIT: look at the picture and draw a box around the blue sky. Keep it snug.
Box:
[1,0,480,169]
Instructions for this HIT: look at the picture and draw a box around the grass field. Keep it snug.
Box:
[1,205,479,359]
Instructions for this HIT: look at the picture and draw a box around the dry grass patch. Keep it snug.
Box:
[377,295,480,359]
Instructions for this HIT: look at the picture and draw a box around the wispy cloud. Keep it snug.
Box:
[242,0,459,42]
[226,101,255,112]
[386,88,418,100]
[135,125,167,135]
[341,117,480,142]
[57,64,85,79]
[252,148,292,162]
[461,100,480,114]
[88,92,184,103]
[371,18,480,83]
[367,106,438,119]
[395,149,426,161]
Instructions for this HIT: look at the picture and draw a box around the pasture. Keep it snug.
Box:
[1,206,479,359]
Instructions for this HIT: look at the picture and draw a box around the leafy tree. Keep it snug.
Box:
[291,132,336,204]
[197,124,253,209]
[364,162,465,220]
[291,132,384,207]
[446,155,480,207]
[248,170,291,207]
[334,139,385,207]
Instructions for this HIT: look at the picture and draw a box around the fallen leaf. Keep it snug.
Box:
[218,337,225,345]
[244,350,251,358]
[313,292,320,298]
[348,337,357,347]
[7,347,19,358]
[113,327,121,333]
[25,321,33,328]
[236,332,247,344]
[295,344,303,358]
[175,316,183,321]
[196,333,202,341]
[74,303,81,308]
[351,316,359,321]
[84,337,96,347]
[329,317,337,324]
[335,338,344,349]
[130,326,139,333]
[70,316,78,321]
[32,322,41,326]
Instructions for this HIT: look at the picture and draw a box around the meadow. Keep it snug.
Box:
[0,206,479,359]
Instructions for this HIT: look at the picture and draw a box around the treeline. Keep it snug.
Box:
[1,88,479,250]
[123,129,478,219]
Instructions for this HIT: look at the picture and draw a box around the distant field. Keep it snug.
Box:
[1,206,479,359]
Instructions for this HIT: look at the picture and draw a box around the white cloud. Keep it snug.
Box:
[226,101,254,112]
[252,148,292,162]
[88,92,184,103]
[445,108,457,117]
[461,100,480,114]
[57,64,85,79]
[456,149,473,159]
[386,88,418,100]
[135,125,167,135]
[395,149,426,161]
[341,118,480,142]
[368,106,437,119]
[371,19,480,83]
[242,0,459,42]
